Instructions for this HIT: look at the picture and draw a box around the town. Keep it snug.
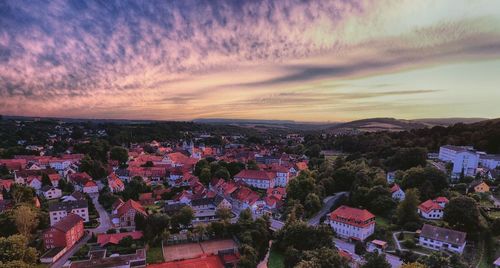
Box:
[0,118,499,268]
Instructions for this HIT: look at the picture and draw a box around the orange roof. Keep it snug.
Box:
[330,205,375,228]
[418,199,444,213]
[295,162,308,171]
[117,199,147,217]
[97,231,143,246]
[84,180,97,187]
[390,184,401,193]
[234,170,274,181]
[48,173,61,181]
[147,255,224,268]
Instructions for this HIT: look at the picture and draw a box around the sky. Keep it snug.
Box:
[1,0,500,122]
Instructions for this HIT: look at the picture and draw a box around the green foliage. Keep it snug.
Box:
[199,167,212,185]
[0,235,38,265]
[171,206,194,228]
[361,252,391,268]
[121,177,150,200]
[401,166,448,201]
[385,147,428,171]
[295,247,349,268]
[10,184,34,204]
[444,196,481,233]
[396,189,421,229]
[110,146,129,164]
[80,155,107,179]
[41,173,51,186]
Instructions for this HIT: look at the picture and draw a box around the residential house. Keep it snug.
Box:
[0,179,14,192]
[469,181,490,193]
[190,195,232,222]
[419,224,466,254]
[418,197,449,220]
[390,184,405,201]
[82,180,98,194]
[97,231,143,247]
[139,193,155,206]
[49,200,89,225]
[327,205,376,241]
[41,213,84,263]
[107,173,125,193]
[111,199,148,228]
[41,186,62,200]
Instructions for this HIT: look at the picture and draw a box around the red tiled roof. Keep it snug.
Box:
[97,231,143,246]
[295,162,308,171]
[390,184,401,193]
[51,213,83,232]
[330,205,375,228]
[234,170,274,181]
[84,180,97,187]
[48,173,61,181]
[418,199,446,213]
[117,199,147,217]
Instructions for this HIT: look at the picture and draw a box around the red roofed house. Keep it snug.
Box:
[107,173,125,193]
[234,169,276,189]
[41,213,84,263]
[82,180,98,194]
[48,173,61,187]
[97,231,143,247]
[112,199,148,228]
[0,179,14,192]
[139,192,154,206]
[418,197,449,220]
[327,205,375,241]
[390,184,405,201]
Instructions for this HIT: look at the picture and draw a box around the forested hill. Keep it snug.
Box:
[328,118,500,155]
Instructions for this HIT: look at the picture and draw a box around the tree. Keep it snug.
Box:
[444,196,481,233]
[13,205,39,238]
[247,160,259,170]
[0,235,38,265]
[172,206,194,228]
[401,167,448,201]
[110,146,128,164]
[361,252,391,268]
[41,173,51,187]
[396,188,420,229]
[417,252,450,268]
[296,247,349,268]
[305,144,322,158]
[386,147,427,171]
[199,167,212,185]
[304,193,321,217]
[10,184,34,204]
[194,159,209,176]
[213,167,230,181]
[287,172,316,204]
[216,208,232,221]
[80,155,107,179]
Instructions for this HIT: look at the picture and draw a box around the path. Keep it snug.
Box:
[89,193,112,234]
[308,192,348,226]
[49,231,91,268]
[257,241,273,268]
[392,231,428,256]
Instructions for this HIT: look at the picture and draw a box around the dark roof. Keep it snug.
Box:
[115,168,129,177]
[41,185,58,192]
[191,194,226,207]
[49,200,87,212]
[420,224,466,246]
[51,213,83,232]
[164,202,187,214]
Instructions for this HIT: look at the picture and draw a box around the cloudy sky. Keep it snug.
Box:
[1,0,500,121]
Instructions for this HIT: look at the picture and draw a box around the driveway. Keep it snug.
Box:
[49,231,91,268]
[89,193,112,234]
[308,192,348,226]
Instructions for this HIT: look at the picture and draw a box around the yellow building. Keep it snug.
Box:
[474,182,490,193]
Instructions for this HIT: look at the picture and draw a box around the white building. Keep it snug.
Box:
[48,200,89,226]
[234,170,276,189]
[438,145,481,179]
[418,197,449,220]
[326,205,375,241]
[419,224,466,254]
[438,145,474,162]
[479,154,500,170]
[41,186,62,200]
[272,166,290,187]
[390,184,405,201]
[82,181,99,194]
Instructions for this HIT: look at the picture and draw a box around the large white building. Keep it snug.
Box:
[438,145,474,162]
[48,200,89,226]
[438,145,479,178]
[479,154,500,170]
[234,169,276,189]
[327,205,375,241]
[419,224,467,254]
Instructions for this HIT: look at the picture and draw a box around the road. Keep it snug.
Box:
[334,238,402,268]
[49,231,91,268]
[89,193,112,234]
[308,192,348,226]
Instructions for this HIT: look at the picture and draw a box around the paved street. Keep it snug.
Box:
[49,231,91,268]
[89,193,112,234]
[308,191,348,226]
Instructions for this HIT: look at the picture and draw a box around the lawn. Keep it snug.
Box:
[268,247,285,268]
[375,216,390,229]
[146,246,164,264]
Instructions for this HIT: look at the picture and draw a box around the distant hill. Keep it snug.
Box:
[412,117,488,126]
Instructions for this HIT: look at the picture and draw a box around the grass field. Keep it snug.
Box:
[146,246,164,264]
[375,216,390,229]
[268,248,285,268]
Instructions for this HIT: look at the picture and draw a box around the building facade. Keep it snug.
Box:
[327,205,375,241]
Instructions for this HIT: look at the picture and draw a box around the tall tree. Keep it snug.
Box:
[361,252,391,268]
[109,146,129,164]
[444,196,481,233]
[13,205,39,239]
[396,188,421,229]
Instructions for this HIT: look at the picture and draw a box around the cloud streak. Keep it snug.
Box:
[1,0,500,120]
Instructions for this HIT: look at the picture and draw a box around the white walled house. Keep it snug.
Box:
[479,154,500,170]
[418,197,449,220]
[48,200,89,226]
[82,181,99,194]
[438,145,474,162]
[41,186,62,200]
[390,184,405,201]
[272,166,290,187]
[419,224,466,254]
[326,205,375,241]
[452,151,479,178]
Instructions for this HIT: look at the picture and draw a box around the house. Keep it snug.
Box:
[386,171,396,184]
[97,231,143,247]
[418,197,449,220]
[438,145,474,162]
[49,200,89,225]
[43,213,84,249]
[327,205,376,241]
[479,154,500,170]
[27,176,42,190]
[41,213,84,263]
[107,173,125,193]
[469,181,490,193]
[61,191,86,202]
[438,145,480,179]
[419,224,467,254]
[139,193,155,206]
[190,195,232,222]
[49,173,61,187]
[488,169,500,181]
[41,186,62,200]
[0,179,14,192]
[82,180,98,194]
[164,202,188,216]
[234,169,276,189]
[112,199,148,228]
[271,165,290,187]
[390,184,405,201]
